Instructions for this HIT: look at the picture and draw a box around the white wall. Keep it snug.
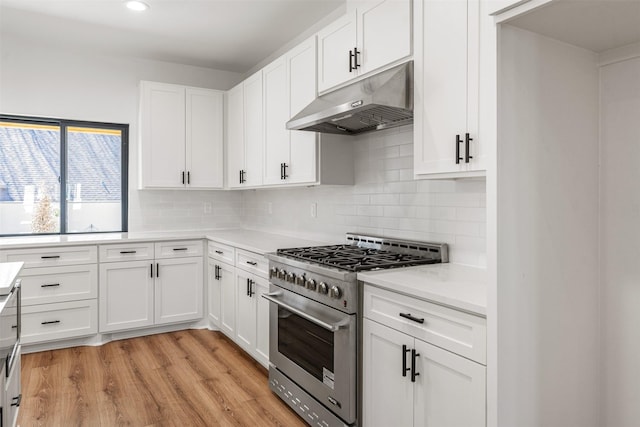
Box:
[600,54,640,427]
[0,34,244,232]
[497,25,600,426]
[243,126,487,267]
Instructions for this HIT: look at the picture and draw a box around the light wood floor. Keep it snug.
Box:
[18,329,307,427]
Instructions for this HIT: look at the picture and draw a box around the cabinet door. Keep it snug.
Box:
[219,262,236,337]
[414,0,480,176]
[140,81,186,188]
[186,88,224,189]
[363,319,414,427]
[4,349,21,427]
[288,37,318,184]
[413,338,486,427]
[243,71,264,187]
[358,0,412,75]
[254,276,270,367]
[235,269,257,353]
[99,260,154,332]
[155,257,204,325]
[317,11,357,93]
[207,258,221,326]
[263,56,291,185]
[226,82,245,189]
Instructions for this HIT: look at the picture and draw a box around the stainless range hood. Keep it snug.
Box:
[287,61,413,135]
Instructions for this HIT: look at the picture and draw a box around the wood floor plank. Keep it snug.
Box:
[17,330,306,427]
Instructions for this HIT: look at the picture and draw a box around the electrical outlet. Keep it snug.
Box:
[267,202,273,215]
[310,202,317,218]
[204,202,212,214]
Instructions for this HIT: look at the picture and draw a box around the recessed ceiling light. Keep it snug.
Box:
[125,1,149,12]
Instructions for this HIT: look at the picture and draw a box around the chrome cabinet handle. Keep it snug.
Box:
[41,255,60,259]
[120,250,137,254]
[41,320,61,325]
[41,283,60,288]
[246,261,258,266]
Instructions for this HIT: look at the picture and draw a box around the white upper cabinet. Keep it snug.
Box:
[243,71,264,187]
[317,0,412,93]
[140,82,185,188]
[226,82,245,189]
[413,0,487,178]
[186,88,224,189]
[263,37,318,186]
[317,11,358,93]
[226,72,264,189]
[358,0,412,74]
[139,81,224,189]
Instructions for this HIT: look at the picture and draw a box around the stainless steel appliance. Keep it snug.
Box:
[286,61,413,135]
[264,233,447,427]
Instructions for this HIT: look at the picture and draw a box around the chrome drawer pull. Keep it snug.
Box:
[399,312,425,324]
[215,250,224,255]
[41,255,61,259]
[246,261,258,266]
[41,320,61,325]
[172,248,189,251]
[119,250,137,254]
[41,283,61,288]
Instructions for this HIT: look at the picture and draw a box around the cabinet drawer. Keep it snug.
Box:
[236,249,268,278]
[154,240,203,259]
[208,241,235,265]
[21,299,98,344]
[99,242,155,262]
[20,264,98,306]
[363,285,486,364]
[0,245,97,268]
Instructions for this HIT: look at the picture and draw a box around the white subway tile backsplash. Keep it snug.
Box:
[241,127,486,267]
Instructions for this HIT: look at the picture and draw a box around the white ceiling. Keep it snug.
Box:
[507,0,640,53]
[0,0,345,73]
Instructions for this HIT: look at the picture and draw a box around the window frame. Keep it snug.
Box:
[0,114,129,236]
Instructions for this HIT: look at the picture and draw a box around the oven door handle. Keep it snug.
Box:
[262,292,348,332]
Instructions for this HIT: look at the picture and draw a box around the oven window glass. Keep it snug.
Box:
[277,307,334,381]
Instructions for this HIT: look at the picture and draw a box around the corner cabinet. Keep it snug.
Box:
[263,37,318,186]
[317,0,412,93]
[226,72,264,189]
[362,285,486,427]
[413,0,488,178]
[99,240,204,333]
[139,81,224,189]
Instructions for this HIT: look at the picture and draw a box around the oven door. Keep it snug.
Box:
[264,287,356,424]
[0,279,20,377]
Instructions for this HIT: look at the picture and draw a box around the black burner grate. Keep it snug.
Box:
[277,244,440,272]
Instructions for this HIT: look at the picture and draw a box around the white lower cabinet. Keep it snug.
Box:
[363,283,487,427]
[363,319,486,427]
[235,268,269,367]
[99,260,155,332]
[3,351,21,427]
[99,241,204,333]
[155,257,203,325]
[208,241,269,368]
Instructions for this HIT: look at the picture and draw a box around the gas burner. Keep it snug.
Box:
[276,236,446,272]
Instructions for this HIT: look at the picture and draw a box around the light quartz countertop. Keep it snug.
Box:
[0,262,23,310]
[358,263,487,316]
[0,228,329,255]
[205,229,328,255]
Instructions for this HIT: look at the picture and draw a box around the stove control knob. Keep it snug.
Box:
[317,282,328,295]
[329,286,342,299]
[305,279,317,291]
[295,275,306,286]
[277,269,286,280]
[286,272,296,283]
[269,267,278,279]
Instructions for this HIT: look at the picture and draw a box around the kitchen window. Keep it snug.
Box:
[0,115,128,236]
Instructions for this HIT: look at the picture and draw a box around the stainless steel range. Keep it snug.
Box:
[263,233,448,427]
